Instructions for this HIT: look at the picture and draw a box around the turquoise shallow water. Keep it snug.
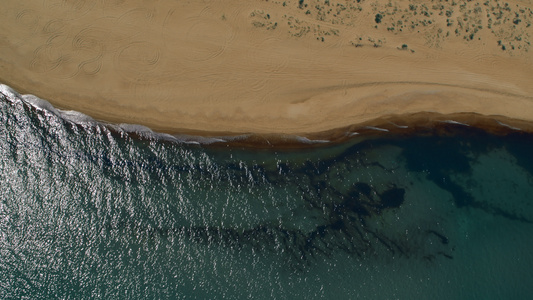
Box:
[1,86,533,299]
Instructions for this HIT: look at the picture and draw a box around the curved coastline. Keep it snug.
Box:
[2,82,532,149]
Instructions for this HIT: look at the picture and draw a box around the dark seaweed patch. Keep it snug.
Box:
[504,132,533,178]
[353,182,372,198]
[106,176,451,271]
[400,129,533,222]
[380,187,405,208]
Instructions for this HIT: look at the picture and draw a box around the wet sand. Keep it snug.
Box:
[1,0,532,136]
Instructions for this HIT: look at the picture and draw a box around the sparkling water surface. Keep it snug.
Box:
[1,87,533,299]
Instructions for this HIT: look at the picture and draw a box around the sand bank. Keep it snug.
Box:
[1,0,532,136]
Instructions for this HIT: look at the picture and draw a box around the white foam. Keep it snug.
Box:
[221,134,252,142]
[118,123,154,133]
[59,110,96,124]
[173,134,227,144]
[21,94,61,116]
[496,121,521,131]
[294,136,330,144]
[389,122,409,129]
[441,120,470,126]
[363,126,389,132]
[0,84,22,102]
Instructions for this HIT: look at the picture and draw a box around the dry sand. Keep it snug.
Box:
[1,0,532,136]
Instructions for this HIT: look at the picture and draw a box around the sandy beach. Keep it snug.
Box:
[1,0,532,135]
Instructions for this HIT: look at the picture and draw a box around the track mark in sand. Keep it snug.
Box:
[471,54,498,68]
[341,79,348,96]
[375,55,402,64]
[30,44,67,73]
[315,81,533,101]
[250,78,269,93]
[77,57,102,76]
[45,33,69,49]
[61,0,96,16]
[42,19,67,35]
[239,36,290,99]
[29,29,70,74]
[103,0,126,7]
[266,45,290,75]
[117,8,155,25]
[115,41,162,83]
[182,18,235,62]
[68,27,117,78]
[72,27,107,53]
[243,37,290,78]
[16,10,40,32]
[162,9,175,27]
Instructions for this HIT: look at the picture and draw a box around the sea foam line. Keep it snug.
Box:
[440,120,470,126]
[0,83,331,146]
[496,120,521,131]
[363,126,389,132]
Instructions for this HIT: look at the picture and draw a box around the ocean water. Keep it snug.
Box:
[1,85,533,299]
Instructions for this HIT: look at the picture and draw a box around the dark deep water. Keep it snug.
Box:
[1,85,533,299]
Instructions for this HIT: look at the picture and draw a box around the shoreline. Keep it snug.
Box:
[104,113,533,148]
[2,82,532,149]
[1,0,532,142]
